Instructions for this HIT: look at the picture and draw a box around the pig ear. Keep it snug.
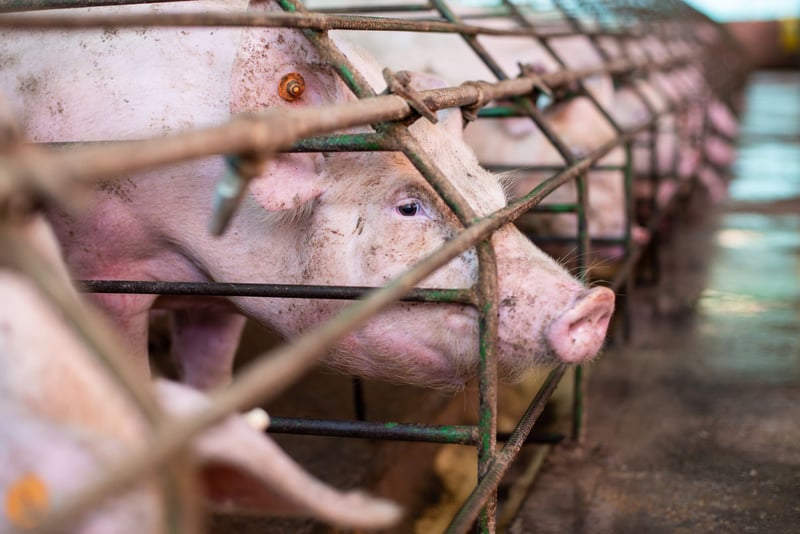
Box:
[245,154,325,212]
[154,381,401,529]
[403,71,465,139]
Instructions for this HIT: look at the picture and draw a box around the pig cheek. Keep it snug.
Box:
[328,304,479,389]
[273,298,345,340]
[355,217,473,288]
[496,292,557,381]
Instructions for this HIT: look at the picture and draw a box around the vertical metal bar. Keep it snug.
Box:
[507,0,625,137]
[352,377,366,421]
[433,0,577,164]
[622,141,635,342]
[424,2,577,528]
[475,240,499,533]
[276,5,503,530]
[646,120,660,283]
[445,366,566,534]
[571,170,589,442]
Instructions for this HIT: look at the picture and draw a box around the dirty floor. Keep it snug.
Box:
[508,71,800,533]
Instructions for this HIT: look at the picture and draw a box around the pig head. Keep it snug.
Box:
[0,0,613,391]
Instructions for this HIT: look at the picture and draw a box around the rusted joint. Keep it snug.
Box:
[518,62,553,99]
[459,80,494,122]
[208,151,267,236]
[382,68,439,124]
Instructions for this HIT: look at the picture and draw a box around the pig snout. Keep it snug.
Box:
[492,226,615,379]
[545,287,615,364]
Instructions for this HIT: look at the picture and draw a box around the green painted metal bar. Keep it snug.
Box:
[269,417,479,444]
[530,203,579,213]
[483,163,626,173]
[80,280,477,304]
[571,171,589,443]
[476,105,523,118]
[291,132,398,152]
[266,417,565,445]
[0,6,641,40]
[0,0,190,11]
[311,3,432,15]
[445,366,567,534]
[475,239,499,532]
[622,141,635,342]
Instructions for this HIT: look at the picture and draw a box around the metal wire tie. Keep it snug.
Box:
[459,80,494,122]
[518,62,554,99]
[382,68,439,124]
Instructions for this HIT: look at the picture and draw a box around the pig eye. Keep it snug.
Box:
[396,201,422,217]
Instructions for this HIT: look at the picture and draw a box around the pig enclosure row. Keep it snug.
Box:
[0,1,746,533]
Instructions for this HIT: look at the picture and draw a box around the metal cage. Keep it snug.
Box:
[0,1,746,532]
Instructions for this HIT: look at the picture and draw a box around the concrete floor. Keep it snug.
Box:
[509,71,800,533]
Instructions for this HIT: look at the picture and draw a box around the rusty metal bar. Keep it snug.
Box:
[310,3,432,15]
[1,66,687,247]
[0,8,634,39]
[445,365,567,534]
[0,3,745,533]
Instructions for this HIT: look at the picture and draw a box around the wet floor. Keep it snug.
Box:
[509,71,800,533]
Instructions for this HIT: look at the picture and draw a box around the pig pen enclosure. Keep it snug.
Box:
[0,1,747,533]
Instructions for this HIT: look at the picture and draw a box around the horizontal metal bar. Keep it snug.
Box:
[0,8,638,40]
[527,236,626,246]
[80,279,476,304]
[529,204,578,213]
[270,417,476,444]
[291,133,399,152]
[483,164,626,173]
[267,417,564,445]
[311,3,431,15]
[0,0,190,10]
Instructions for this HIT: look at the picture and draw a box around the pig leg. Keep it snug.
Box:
[171,310,246,390]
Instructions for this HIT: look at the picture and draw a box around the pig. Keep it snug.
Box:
[333,13,645,261]
[0,0,614,391]
[617,36,740,201]
[0,213,402,532]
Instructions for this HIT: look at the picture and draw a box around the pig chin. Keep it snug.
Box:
[327,306,480,391]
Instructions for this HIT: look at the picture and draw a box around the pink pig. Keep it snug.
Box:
[0,0,613,391]
[0,214,401,533]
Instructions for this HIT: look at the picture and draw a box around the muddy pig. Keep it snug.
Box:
[0,0,614,390]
